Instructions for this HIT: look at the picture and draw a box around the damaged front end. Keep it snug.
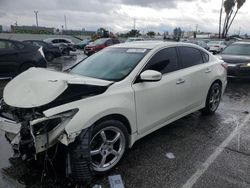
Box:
[0,98,78,160]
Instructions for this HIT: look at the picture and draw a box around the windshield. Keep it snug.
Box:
[94,38,109,45]
[79,39,90,44]
[70,48,149,81]
[208,41,221,45]
[222,44,250,56]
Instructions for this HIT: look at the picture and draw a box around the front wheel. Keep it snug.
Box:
[202,83,222,115]
[90,120,129,173]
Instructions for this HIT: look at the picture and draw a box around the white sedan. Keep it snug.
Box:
[0,41,227,182]
[207,41,227,54]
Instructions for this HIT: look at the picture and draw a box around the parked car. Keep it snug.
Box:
[23,40,61,61]
[0,39,47,78]
[218,41,250,79]
[84,38,120,55]
[44,38,75,55]
[125,37,144,42]
[187,40,209,50]
[207,41,227,54]
[76,38,93,49]
[0,42,227,183]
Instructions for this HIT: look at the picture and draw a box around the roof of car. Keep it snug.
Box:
[112,41,200,49]
[234,41,250,45]
[44,38,72,41]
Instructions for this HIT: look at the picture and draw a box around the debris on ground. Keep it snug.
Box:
[242,111,249,114]
[166,152,175,159]
[108,175,124,188]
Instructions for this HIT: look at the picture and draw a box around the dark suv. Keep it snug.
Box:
[84,38,120,56]
[0,39,47,78]
[23,40,61,61]
[44,38,76,55]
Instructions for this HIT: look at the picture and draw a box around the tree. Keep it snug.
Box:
[221,0,246,38]
[127,29,141,37]
[173,27,182,41]
[147,31,156,37]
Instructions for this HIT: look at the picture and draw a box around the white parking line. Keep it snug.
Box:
[181,113,250,188]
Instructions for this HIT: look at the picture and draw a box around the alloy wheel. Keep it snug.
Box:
[209,85,221,112]
[90,126,126,172]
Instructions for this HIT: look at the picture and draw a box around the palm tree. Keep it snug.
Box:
[221,0,246,38]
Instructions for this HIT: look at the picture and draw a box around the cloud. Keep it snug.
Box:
[0,0,249,34]
[121,0,197,8]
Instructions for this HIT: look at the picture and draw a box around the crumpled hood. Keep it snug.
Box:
[3,68,113,108]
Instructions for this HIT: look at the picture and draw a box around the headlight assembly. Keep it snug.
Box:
[31,109,78,136]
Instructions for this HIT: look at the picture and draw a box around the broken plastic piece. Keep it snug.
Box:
[166,152,175,159]
[108,175,124,188]
[92,185,102,188]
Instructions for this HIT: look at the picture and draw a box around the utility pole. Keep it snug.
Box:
[64,15,67,30]
[34,11,39,27]
[133,18,136,30]
[195,24,198,33]
[219,0,223,38]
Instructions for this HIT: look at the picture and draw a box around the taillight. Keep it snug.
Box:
[221,62,228,70]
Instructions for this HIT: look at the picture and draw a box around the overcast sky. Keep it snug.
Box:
[0,0,249,34]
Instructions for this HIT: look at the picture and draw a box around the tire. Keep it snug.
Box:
[19,63,35,74]
[202,83,222,115]
[69,119,129,184]
[45,53,55,62]
[63,49,70,56]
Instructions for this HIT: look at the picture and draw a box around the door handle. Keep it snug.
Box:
[205,68,212,73]
[176,78,185,85]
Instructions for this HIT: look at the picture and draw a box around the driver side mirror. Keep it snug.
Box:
[139,70,162,82]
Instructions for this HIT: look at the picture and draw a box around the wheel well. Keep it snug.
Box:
[93,114,132,135]
[212,79,222,87]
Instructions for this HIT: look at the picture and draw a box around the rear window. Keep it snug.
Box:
[222,44,250,56]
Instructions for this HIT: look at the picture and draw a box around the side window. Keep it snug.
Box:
[0,41,6,49]
[201,51,209,63]
[52,39,59,43]
[16,43,25,49]
[143,47,179,74]
[113,39,119,44]
[106,40,113,46]
[179,47,203,68]
[0,41,16,50]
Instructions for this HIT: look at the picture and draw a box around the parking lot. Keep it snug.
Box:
[0,52,249,188]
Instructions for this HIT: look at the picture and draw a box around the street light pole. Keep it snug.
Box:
[64,15,67,30]
[34,11,39,27]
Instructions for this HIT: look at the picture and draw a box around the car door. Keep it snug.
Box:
[0,40,20,77]
[132,47,185,134]
[176,46,211,112]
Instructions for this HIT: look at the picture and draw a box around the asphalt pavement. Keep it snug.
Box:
[0,54,250,188]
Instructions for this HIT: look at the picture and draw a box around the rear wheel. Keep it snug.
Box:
[202,83,222,115]
[45,53,55,62]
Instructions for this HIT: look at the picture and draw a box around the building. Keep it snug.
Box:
[11,25,54,34]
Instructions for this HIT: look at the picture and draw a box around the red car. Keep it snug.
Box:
[84,38,120,56]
